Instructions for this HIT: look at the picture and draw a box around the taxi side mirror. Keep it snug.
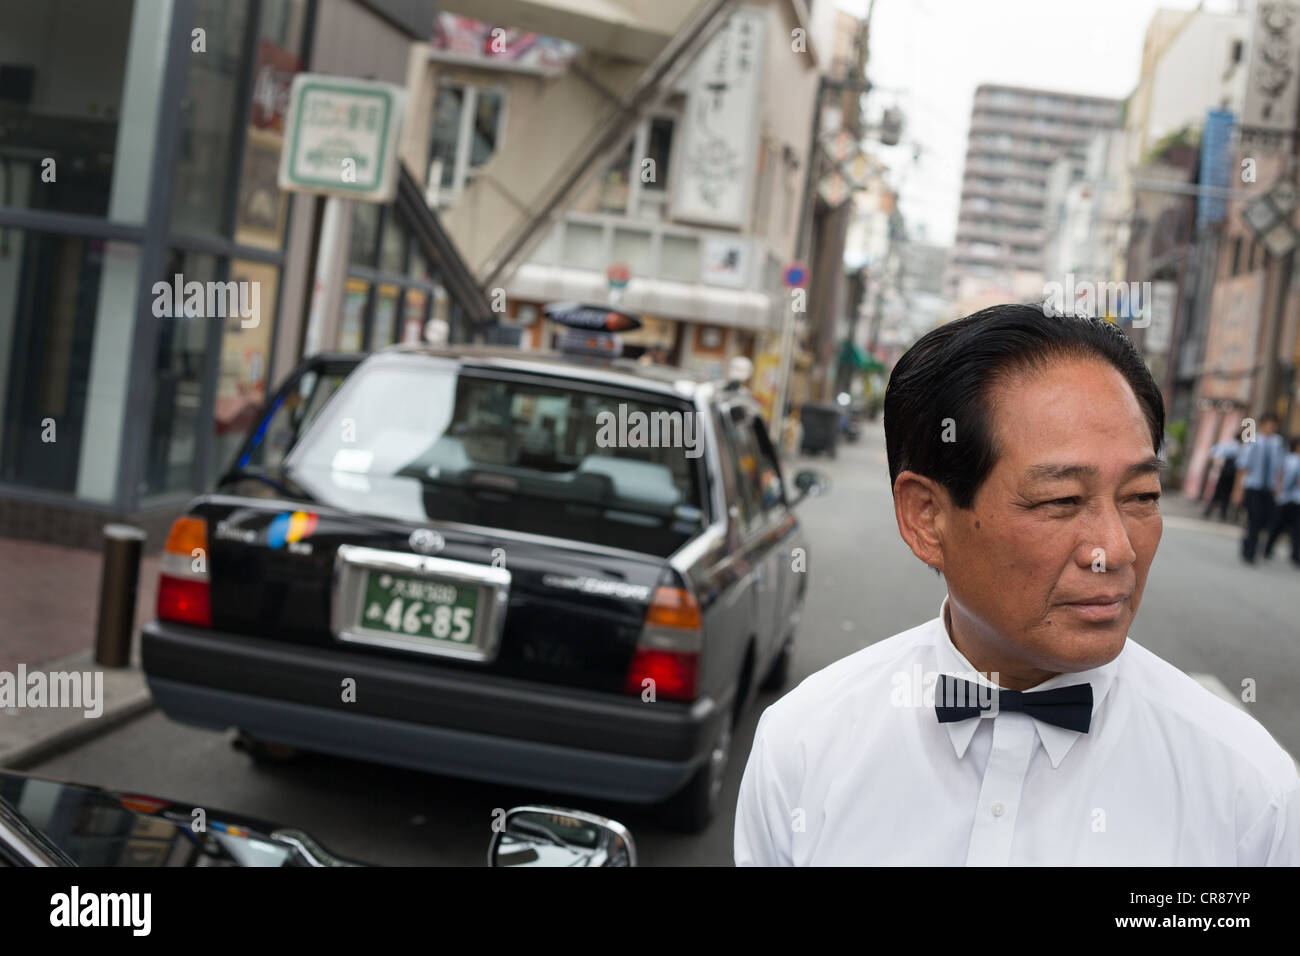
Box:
[791,469,831,506]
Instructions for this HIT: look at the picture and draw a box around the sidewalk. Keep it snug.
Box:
[0,537,158,767]
[0,537,159,672]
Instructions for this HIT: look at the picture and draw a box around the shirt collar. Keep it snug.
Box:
[932,594,1120,768]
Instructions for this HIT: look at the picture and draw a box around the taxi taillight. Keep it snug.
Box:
[157,516,211,628]
[624,586,701,701]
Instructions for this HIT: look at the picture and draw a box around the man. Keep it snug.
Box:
[1202,435,1241,522]
[1233,413,1287,564]
[734,304,1298,866]
[1263,436,1300,567]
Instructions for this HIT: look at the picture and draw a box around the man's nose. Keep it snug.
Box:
[1080,499,1137,571]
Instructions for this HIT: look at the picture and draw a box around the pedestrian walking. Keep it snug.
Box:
[1263,436,1300,567]
[1233,414,1287,564]
[735,304,1298,866]
[1202,436,1241,522]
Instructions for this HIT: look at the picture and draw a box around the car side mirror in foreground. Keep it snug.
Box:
[488,806,637,867]
[791,469,831,506]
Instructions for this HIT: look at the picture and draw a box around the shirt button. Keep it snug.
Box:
[991,802,1005,817]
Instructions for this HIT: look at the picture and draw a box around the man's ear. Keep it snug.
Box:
[893,470,948,572]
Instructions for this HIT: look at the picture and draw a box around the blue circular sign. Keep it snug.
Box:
[783,262,809,288]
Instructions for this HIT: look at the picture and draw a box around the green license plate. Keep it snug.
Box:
[360,571,479,644]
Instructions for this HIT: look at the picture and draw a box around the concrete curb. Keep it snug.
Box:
[0,648,154,770]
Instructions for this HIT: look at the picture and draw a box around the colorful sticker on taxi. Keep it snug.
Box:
[268,511,318,550]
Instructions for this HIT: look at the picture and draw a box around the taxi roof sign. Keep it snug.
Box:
[543,302,642,332]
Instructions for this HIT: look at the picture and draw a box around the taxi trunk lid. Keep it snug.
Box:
[190,496,667,693]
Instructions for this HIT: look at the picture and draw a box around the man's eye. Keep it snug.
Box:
[1131,493,1161,503]
[1040,497,1080,507]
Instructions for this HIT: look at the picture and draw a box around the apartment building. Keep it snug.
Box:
[948,84,1122,300]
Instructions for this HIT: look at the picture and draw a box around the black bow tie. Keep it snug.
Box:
[935,675,1093,733]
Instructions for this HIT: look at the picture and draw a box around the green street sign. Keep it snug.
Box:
[278,74,406,202]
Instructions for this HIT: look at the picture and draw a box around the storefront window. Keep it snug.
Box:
[408,244,434,282]
[170,0,253,237]
[350,201,379,266]
[233,0,307,250]
[0,0,138,220]
[380,211,407,273]
[210,259,279,482]
[371,284,401,349]
[339,278,371,351]
[144,249,217,494]
[401,288,429,344]
[0,230,141,496]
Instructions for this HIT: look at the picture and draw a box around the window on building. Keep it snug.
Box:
[426,81,506,205]
[0,0,141,220]
[0,230,140,496]
[467,88,504,181]
[598,138,635,213]
[341,203,444,353]
[427,84,465,192]
[595,114,679,217]
[210,257,280,483]
[643,117,676,194]
[170,0,254,237]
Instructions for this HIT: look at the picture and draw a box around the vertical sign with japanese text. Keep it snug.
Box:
[671,7,766,228]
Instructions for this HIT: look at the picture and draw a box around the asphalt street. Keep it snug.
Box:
[30,419,1300,865]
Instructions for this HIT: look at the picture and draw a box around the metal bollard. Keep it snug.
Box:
[95,524,146,668]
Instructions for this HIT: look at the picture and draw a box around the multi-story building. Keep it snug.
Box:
[947,84,1122,302]
[485,0,833,383]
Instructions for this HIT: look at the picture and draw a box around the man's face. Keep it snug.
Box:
[938,358,1163,677]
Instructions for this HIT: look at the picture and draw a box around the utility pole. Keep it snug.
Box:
[806,3,873,403]
[775,1,873,436]
[1258,154,1297,421]
[1252,3,1300,423]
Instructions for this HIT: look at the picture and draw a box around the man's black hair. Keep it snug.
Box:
[883,303,1165,510]
[1260,412,1280,426]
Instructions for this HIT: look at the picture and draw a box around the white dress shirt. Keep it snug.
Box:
[735,596,1300,865]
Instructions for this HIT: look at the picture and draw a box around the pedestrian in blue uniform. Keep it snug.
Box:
[1233,414,1286,564]
[1263,436,1300,566]
[1202,436,1241,522]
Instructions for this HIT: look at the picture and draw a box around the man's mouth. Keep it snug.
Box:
[1059,593,1130,622]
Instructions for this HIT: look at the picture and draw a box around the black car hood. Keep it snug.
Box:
[0,770,364,867]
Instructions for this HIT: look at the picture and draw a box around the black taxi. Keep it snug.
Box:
[141,308,827,832]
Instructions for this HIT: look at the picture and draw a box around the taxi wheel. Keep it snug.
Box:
[655,707,735,834]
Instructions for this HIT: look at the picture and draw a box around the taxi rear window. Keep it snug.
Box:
[284,356,707,555]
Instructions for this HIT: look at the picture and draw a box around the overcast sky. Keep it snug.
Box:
[833,0,1244,247]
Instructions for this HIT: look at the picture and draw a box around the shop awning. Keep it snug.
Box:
[838,339,883,371]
